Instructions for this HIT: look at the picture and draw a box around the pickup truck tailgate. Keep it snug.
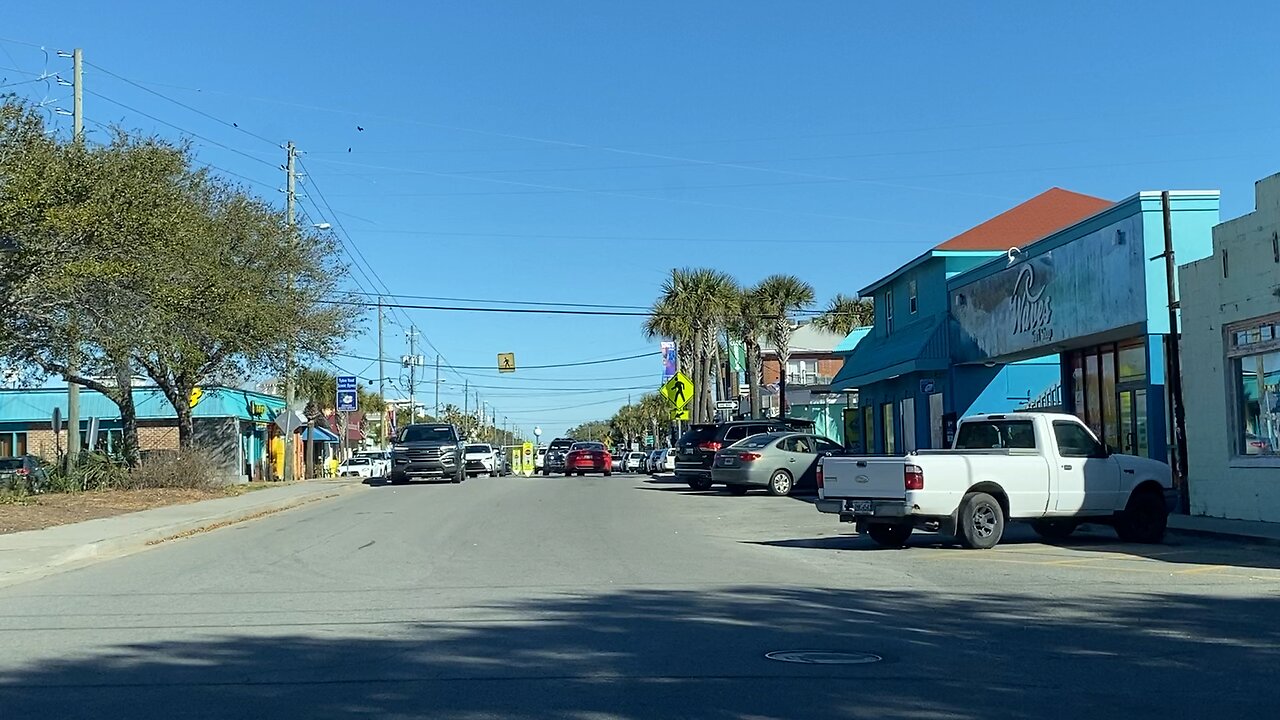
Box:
[820,457,907,500]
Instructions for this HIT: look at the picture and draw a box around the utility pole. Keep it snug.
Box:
[1160,191,1190,513]
[64,48,84,467]
[434,354,440,416]
[377,297,386,447]
[282,140,298,482]
[406,328,419,423]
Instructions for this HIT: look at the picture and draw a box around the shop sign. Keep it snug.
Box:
[951,217,1145,362]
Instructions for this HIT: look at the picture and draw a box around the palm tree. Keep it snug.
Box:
[645,268,736,423]
[754,274,815,417]
[812,293,875,336]
[729,285,769,418]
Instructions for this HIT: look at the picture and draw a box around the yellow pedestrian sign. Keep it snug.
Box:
[660,372,693,410]
[670,406,690,421]
[498,352,516,373]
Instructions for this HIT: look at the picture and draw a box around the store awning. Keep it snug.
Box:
[300,426,340,442]
[831,316,949,391]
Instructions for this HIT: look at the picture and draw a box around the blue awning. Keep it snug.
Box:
[300,426,340,442]
[831,316,949,391]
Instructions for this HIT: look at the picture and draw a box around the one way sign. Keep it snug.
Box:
[336,375,358,412]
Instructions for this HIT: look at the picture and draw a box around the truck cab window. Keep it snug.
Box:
[1053,421,1103,457]
[955,420,1036,450]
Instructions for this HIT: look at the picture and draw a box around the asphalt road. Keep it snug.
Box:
[1,473,1277,719]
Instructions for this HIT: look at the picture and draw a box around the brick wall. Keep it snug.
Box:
[761,356,844,385]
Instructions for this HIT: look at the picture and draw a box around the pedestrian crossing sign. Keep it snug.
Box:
[670,406,690,421]
[660,372,693,410]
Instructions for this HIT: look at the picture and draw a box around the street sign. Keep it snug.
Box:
[645,434,655,446]
[716,400,738,410]
[660,372,694,410]
[336,375,358,412]
[189,386,204,409]
[274,410,307,434]
[522,441,534,476]
[498,352,516,373]
[670,406,690,421]
[51,406,61,433]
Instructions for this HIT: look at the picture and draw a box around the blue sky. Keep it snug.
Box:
[4,1,1279,435]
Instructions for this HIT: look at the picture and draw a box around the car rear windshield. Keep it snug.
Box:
[465,445,491,453]
[734,432,785,449]
[679,425,718,445]
[549,440,575,451]
[954,420,1037,450]
[571,442,604,451]
[346,457,369,464]
[399,426,457,443]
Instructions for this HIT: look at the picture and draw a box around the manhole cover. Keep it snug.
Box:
[765,651,883,665]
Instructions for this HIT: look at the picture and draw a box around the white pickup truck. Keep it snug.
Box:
[815,412,1177,549]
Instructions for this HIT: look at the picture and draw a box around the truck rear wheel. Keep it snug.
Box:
[867,521,913,548]
[958,492,1005,549]
[1115,487,1168,544]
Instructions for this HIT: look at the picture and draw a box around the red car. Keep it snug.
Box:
[563,441,612,476]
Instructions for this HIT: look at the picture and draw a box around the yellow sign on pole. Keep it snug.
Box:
[521,441,534,475]
[660,372,694,410]
[670,406,690,421]
[189,387,204,409]
[498,353,516,373]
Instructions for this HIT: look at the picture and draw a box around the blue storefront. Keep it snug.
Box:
[833,188,1220,463]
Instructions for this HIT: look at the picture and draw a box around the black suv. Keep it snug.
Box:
[675,418,815,490]
[390,423,466,484]
[541,437,576,476]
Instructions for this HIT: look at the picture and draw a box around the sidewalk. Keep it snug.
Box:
[0,478,362,589]
[1168,513,1280,546]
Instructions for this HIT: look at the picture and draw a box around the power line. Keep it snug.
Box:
[499,395,634,415]
[320,298,793,320]
[338,289,650,311]
[333,350,658,370]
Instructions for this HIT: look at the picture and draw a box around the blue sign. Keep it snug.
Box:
[336,375,358,412]
[919,379,936,394]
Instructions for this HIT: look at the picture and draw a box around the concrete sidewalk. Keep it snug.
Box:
[0,479,362,589]
[1168,513,1280,546]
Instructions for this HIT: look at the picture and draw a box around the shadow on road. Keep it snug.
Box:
[0,585,1276,718]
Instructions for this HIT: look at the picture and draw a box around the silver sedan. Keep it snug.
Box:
[710,432,844,496]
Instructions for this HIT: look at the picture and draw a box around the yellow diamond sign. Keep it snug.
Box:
[660,372,693,411]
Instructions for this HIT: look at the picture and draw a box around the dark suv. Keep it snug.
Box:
[675,418,815,490]
[390,423,466,484]
[541,437,576,476]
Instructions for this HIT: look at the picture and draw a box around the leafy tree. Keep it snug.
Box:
[812,293,874,336]
[565,420,612,443]
[754,274,815,417]
[644,268,737,423]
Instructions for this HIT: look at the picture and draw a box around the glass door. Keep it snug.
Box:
[1117,388,1148,456]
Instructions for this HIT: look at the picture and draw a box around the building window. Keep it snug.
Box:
[863,405,875,453]
[1,432,28,457]
[786,359,818,386]
[1227,315,1280,458]
[882,403,897,454]
[885,291,894,334]
[908,279,918,314]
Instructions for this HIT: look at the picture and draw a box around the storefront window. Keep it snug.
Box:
[1084,353,1101,439]
[882,403,896,454]
[1118,342,1146,383]
[863,406,875,453]
[1,432,27,457]
[1228,316,1280,458]
[1070,352,1085,419]
[1101,348,1119,451]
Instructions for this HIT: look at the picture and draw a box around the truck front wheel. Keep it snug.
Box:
[958,492,1005,549]
[1115,487,1167,544]
[867,521,913,548]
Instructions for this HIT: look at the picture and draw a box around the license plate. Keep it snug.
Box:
[846,500,873,514]
[720,457,735,466]
[683,448,693,455]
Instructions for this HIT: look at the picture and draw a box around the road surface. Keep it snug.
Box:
[1,473,1277,719]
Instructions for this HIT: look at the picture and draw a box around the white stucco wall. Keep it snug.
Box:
[1179,173,1280,522]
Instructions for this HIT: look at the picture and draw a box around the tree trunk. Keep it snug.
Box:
[776,346,790,418]
[113,359,141,467]
[175,400,195,450]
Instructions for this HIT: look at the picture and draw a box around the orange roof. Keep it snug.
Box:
[934,187,1113,251]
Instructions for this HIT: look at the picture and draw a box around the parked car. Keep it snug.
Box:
[611,452,625,472]
[0,455,49,493]
[542,438,577,476]
[390,423,466,484]
[624,451,648,473]
[564,441,612,476]
[338,456,378,478]
[713,432,844,496]
[646,449,663,474]
[674,418,815,491]
[534,447,547,470]
[816,412,1176,549]
[464,443,498,477]
[662,448,676,473]
[353,450,391,477]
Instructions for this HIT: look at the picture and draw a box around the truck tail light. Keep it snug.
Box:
[698,441,722,452]
[904,464,924,491]
[739,452,761,461]
[816,462,824,490]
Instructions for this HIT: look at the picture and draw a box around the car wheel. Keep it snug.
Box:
[726,484,749,496]
[489,470,497,478]
[390,472,408,485]
[688,477,713,491]
[1031,520,1079,541]
[1115,487,1168,544]
[604,470,612,477]
[958,491,1005,549]
[766,470,794,497]
[867,521,913,548]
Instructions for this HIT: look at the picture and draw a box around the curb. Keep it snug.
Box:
[0,483,361,589]
[1166,525,1280,548]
